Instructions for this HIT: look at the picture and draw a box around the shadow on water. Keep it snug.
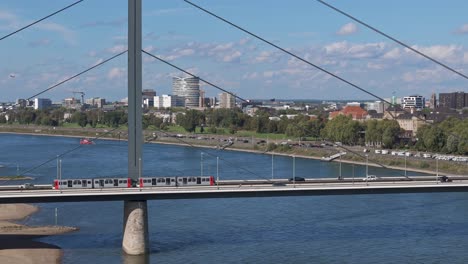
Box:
[0,234,61,249]
[122,253,150,264]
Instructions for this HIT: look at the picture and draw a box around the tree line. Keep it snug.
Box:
[1,107,467,155]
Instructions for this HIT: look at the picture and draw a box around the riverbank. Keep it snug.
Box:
[0,204,77,264]
[1,125,466,175]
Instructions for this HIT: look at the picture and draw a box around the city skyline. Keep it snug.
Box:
[1,0,468,102]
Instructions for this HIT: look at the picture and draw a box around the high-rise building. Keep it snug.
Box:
[199,89,205,108]
[34,98,52,110]
[154,95,183,108]
[429,93,437,109]
[86,97,106,108]
[439,92,466,109]
[402,95,425,110]
[172,77,200,107]
[219,92,236,109]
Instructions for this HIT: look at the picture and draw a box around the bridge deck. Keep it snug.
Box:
[0,181,467,203]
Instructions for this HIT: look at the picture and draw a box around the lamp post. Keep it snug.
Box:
[216,156,219,189]
[404,154,407,177]
[271,153,274,179]
[200,152,204,177]
[293,155,296,187]
[339,154,342,180]
[366,154,369,177]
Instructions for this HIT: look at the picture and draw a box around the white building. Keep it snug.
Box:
[154,95,182,108]
[86,97,106,108]
[34,98,52,110]
[402,95,425,110]
[365,101,390,113]
[218,92,236,109]
[172,76,200,107]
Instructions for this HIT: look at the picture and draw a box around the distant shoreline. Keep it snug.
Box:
[0,129,448,176]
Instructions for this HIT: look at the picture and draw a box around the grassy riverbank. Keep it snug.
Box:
[1,124,467,175]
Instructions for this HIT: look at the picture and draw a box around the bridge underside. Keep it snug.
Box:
[2,185,468,204]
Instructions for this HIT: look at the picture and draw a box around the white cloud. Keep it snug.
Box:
[107,67,125,80]
[336,23,358,36]
[212,42,234,52]
[144,45,156,53]
[382,48,401,60]
[324,41,386,59]
[0,10,16,21]
[408,44,462,62]
[35,22,77,45]
[455,24,468,34]
[464,52,468,63]
[107,45,127,54]
[222,50,242,62]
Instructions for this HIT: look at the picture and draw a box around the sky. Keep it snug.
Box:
[1,0,468,102]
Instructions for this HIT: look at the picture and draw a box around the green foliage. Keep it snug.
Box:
[176,110,203,133]
[322,115,362,145]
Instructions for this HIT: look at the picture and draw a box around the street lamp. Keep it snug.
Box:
[216,156,219,189]
[365,154,369,177]
[200,152,204,177]
[339,154,342,180]
[271,153,274,179]
[404,154,407,177]
[293,155,296,187]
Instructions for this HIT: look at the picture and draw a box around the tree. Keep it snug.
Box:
[177,110,201,132]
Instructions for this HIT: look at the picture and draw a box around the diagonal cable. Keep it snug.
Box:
[18,126,121,177]
[145,130,271,182]
[316,0,468,81]
[142,50,249,103]
[141,54,408,179]
[184,0,468,146]
[26,50,127,101]
[184,0,390,104]
[0,0,85,41]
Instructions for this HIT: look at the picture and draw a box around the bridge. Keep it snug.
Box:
[2,0,467,259]
[1,177,467,204]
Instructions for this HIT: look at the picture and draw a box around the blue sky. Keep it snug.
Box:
[1,0,468,102]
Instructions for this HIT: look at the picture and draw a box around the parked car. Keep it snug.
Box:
[437,176,452,183]
[288,177,305,182]
[363,175,379,181]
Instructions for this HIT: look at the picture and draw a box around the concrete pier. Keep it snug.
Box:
[123,200,149,255]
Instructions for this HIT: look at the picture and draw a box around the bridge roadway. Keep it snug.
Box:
[1,179,468,203]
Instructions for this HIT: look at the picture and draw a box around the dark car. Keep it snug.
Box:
[272,182,286,186]
[437,176,452,183]
[288,177,305,182]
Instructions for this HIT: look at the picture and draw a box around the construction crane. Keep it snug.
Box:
[72,91,85,105]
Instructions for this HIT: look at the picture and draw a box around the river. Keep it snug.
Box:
[1,134,468,263]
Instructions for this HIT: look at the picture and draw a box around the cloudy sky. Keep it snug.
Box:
[1,0,468,102]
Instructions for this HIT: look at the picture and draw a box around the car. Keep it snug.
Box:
[288,177,305,182]
[437,176,452,183]
[272,182,286,186]
[20,183,35,189]
[363,175,378,181]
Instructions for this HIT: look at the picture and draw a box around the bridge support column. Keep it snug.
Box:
[123,200,149,255]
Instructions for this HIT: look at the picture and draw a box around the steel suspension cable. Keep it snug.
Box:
[141,52,406,178]
[26,50,127,101]
[18,126,121,177]
[316,0,468,81]
[142,50,249,104]
[184,0,390,104]
[0,0,85,41]
[183,0,467,145]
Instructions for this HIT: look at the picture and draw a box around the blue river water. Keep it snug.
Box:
[1,134,468,263]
